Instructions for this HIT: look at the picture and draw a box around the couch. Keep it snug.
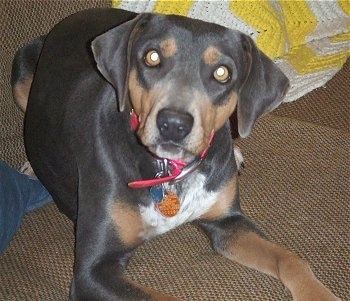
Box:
[0,1,349,300]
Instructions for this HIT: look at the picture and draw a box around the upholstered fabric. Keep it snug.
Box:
[0,1,349,300]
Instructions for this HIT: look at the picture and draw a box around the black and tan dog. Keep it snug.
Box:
[12,8,339,301]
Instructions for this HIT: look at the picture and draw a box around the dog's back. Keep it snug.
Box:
[11,9,139,219]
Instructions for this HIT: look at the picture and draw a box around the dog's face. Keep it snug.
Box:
[92,13,289,162]
[128,16,245,162]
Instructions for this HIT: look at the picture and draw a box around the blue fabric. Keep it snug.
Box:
[0,160,52,254]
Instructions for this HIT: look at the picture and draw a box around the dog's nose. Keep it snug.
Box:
[157,109,194,142]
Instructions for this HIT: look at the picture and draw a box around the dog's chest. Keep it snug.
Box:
[139,173,217,240]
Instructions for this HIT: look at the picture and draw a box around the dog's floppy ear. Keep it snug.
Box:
[237,35,289,138]
[91,14,149,112]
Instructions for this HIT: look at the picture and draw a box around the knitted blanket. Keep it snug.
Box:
[112,0,350,102]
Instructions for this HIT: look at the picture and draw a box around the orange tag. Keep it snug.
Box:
[156,191,180,217]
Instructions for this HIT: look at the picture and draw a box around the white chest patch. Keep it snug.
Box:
[139,172,218,240]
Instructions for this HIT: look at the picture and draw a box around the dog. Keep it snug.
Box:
[12,8,340,301]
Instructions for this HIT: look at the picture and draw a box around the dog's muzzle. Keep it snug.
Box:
[128,111,214,188]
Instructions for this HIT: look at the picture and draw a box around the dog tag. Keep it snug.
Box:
[156,191,180,217]
[150,185,165,203]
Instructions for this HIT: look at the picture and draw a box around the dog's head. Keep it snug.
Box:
[92,13,289,162]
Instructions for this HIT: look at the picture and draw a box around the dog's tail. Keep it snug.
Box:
[11,36,45,112]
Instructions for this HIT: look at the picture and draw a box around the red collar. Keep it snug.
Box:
[129,110,140,131]
[128,110,214,189]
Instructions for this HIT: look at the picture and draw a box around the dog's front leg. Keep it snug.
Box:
[71,197,181,301]
[71,252,180,301]
[199,214,340,301]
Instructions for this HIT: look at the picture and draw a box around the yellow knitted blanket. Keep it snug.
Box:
[112,0,349,102]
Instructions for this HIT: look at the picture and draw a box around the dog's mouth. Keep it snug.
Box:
[148,142,195,162]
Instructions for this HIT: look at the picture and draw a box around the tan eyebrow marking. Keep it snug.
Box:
[203,46,222,66]
[160,38,177,58]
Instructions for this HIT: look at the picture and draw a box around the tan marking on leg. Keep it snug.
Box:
[222,232,340,300]
[203,46,222,66]
[200,176,238,220]
[160,38,177,58]
[110,201,144,248]
[12,75,33,112]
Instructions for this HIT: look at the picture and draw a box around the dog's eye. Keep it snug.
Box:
[213,66,230,83]
[144,50,161,67]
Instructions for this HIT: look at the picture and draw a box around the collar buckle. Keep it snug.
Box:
[169,157,203,185]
